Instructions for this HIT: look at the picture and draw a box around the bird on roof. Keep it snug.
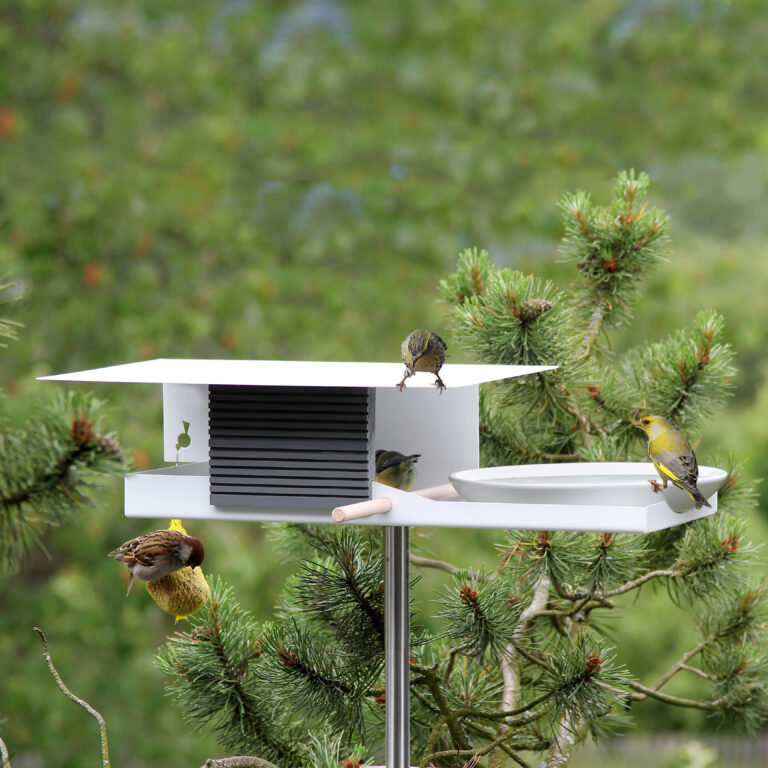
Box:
[375,450,421,491]
[108,528,205,595]
[397,329,447,393]
[636,415,711,509]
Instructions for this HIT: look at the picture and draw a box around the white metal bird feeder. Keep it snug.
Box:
[41,358,724,768]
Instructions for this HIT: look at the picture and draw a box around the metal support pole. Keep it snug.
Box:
[385,525,410,768]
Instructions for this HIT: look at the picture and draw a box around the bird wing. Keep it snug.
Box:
[431,332,447,351]
[108,534,144,560]
[109,530,172,566]
[653,449,699,490]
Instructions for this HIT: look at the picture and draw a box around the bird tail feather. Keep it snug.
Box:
[687,487,712,509]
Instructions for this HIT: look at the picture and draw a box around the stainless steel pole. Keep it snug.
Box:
[385,525,410,768]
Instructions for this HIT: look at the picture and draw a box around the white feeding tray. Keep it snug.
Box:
[450,462,727,514]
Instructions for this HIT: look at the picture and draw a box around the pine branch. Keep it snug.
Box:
[411,663,472,752]
[157,579,304,767]
[0,391,124,573]
[0,273,22,348]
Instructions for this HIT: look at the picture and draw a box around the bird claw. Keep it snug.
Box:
[396,379,407,392]
[435,376,446,394]
[648,479,664,493]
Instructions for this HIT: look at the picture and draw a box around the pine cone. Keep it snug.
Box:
[518,299,553,323]
[95,432,122,457]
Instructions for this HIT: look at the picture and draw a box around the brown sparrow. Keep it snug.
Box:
[108,529,205,594]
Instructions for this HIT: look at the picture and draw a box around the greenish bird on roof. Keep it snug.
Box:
[375,450,421,491]
[636,415,711,509]
[397,329,447,393]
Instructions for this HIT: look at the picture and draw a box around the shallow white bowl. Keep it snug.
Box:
[449,462,728,513]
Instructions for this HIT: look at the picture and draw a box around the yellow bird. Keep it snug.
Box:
[397,329,447,392]
[636,415,711,509]
[375,450,420,491]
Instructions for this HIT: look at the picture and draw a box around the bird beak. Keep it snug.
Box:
[635,420,645,430]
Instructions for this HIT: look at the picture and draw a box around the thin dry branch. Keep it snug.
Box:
[501,575,551,712]
[200,759,280,768]
[629,681,724,710]
[33,627,110,768]
[409,554,483,581]
[652,640,707,691]
[0,735,10,768]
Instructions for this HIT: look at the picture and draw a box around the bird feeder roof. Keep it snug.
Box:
[39,358,555,388]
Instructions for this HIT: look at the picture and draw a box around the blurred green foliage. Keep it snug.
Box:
[1,1,768,766]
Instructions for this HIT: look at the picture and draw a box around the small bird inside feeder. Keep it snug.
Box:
[375,449,421,491]
[397,329,447,392]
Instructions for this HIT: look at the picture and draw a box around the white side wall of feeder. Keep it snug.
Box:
[374,386,479,490]
[163,384,209,463]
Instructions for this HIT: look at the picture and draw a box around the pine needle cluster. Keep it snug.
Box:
[0,283,125,573]
[157,172,766,767]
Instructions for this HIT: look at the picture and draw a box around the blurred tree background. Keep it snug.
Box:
[1,1,767,766]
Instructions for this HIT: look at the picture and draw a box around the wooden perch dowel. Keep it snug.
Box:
[412,483,460,501]
[332,497,393,522]
[331,483,460,522]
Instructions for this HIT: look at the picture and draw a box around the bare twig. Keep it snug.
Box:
[422,726,522,767]
[409,554,484,581]
[33,627,110,768]
[457,701,553,725]
[679,664,711,680]
[652,640,707,691]
[629,681,724,710]
[443,645,462,685]
[0,735,10,768]
[557,568,678,601]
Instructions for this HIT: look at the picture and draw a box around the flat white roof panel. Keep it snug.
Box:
[39,358,555,388]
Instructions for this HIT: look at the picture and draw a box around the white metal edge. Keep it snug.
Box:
[124,468,717,532]
[370,483,717,533]
[38,358,556,388]
[124,465,333,525]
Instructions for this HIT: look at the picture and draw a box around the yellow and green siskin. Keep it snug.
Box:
[636,415,711,509]
[397,329,447,392]
[375,450,421,491]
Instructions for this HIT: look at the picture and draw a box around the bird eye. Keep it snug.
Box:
[642,419,650,425]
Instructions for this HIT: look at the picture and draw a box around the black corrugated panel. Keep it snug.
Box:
[209,385,374,508]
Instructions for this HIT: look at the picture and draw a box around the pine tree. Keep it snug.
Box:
[157,172,767,767]
[0,276,125,574]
